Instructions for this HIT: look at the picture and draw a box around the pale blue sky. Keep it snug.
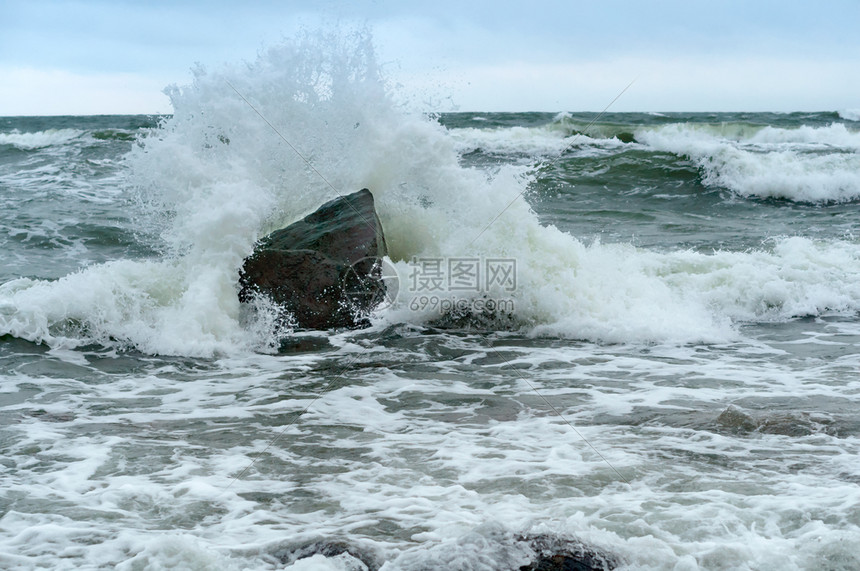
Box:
[2,0,859,115]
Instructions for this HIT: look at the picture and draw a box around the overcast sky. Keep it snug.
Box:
[2,0,859,115]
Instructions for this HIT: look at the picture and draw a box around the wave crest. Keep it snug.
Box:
[0,129,83,150]
[638,123,860,203]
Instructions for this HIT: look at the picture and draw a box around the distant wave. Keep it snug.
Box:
[638,123,860,203]
[447,114,630,157]
[0,129,83,150]
[838,109,860,122]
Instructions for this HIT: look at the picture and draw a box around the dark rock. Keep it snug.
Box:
[267,532,619,571]
[271,539,383,571]
[519,534,619,571]
[239,189,388,330]
[716,405,835,437]
[277,335,333,354]
[428,301,518,331]
[521,553,609,571]
[716,405,758,433]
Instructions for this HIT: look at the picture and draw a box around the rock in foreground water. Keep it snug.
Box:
[239,189,388,330]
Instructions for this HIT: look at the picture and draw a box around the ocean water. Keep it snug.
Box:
[1,35,860,570]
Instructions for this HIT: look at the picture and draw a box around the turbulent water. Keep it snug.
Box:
[2,34,860,570]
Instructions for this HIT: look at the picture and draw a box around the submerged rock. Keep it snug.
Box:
[519,534,619,571]
[271,539,383,571]
[521,552,612,571]
[269,532,619,571]
[716,404,836,437]
[716,405,759,433]
[239,189,388,330]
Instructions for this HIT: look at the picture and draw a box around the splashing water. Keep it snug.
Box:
[2,30,860,356]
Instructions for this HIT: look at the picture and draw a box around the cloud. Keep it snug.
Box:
[396,55,860,112]
[4,52,858,116]
[0,67,172,115]
[1,0,859,114]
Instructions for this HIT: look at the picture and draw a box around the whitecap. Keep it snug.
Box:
[0,129,84,150]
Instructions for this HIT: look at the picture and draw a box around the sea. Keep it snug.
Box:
[1,36,860,571]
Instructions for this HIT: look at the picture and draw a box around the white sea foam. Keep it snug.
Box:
[447,124,622,158]
[747,123,860,149]
[1,326,858,569]
[838,108,860,121]
[448,124,573,156]
[638,123,860,202]
[447,115,626,158]
[0,129,83,150]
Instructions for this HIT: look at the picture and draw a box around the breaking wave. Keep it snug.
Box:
[2,31,860,355]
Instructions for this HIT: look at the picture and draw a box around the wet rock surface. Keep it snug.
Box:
[716,404,838,437]
[518,534,618,571]
[239,189,388,330]
[272,539,383,570]
[270,534,618,571]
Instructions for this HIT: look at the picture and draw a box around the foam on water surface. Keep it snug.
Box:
[1,332,858,569]
[0,129,85,150]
